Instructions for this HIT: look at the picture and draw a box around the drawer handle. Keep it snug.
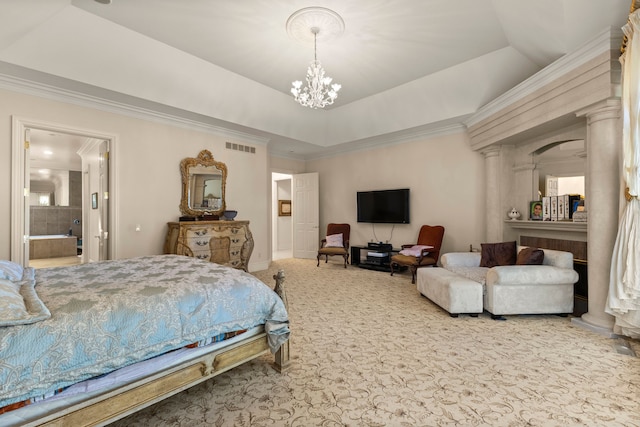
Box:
[196,254,209,260]
[195,230,208,236]
[195,240,208,246]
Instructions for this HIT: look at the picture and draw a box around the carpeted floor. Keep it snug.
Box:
[112,258,640,427]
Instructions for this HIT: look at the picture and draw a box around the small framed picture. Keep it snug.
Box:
[530,200,543,220]
[278,200,291,216]
[91,192,98,209]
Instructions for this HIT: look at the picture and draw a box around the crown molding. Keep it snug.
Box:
[302,120,469,161]
[0,67,270,146]
[465,27,623,128]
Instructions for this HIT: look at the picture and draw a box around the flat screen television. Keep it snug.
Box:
[357,188,410,224]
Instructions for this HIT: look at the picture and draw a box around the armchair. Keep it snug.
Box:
[317,223,350,268]
[390,225,445,283]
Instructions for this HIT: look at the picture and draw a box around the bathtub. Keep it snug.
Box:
[29,235,78,259]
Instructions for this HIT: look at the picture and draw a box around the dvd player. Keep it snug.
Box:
[367,242,393,252]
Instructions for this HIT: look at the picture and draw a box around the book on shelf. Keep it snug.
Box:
[550,196,558,221]
[542,196,551,221]
[558,196,565,220]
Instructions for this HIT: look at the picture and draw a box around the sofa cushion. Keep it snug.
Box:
[516,247,544,265]
[480,241,517,268]
[445,266,488,286]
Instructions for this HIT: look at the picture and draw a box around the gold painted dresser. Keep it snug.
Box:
[164,220,254,271]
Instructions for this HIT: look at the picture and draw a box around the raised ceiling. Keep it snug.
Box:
[0,0,631,158]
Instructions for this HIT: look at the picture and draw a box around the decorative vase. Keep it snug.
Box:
[508,208,521,220]
[223,210,238,221]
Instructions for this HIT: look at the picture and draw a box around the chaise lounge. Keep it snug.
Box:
[417,245,579,318]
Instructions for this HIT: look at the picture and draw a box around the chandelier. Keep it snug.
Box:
[291,27,341,109]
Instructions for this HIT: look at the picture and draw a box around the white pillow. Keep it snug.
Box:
[325,233,344,248]
[399,245,433,257]
[0,276,51,327]
[0,260,24,282]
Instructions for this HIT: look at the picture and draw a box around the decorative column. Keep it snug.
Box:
[575,99,621,332]
[482,146,502,242]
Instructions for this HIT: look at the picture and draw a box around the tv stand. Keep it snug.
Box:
[350,245,404,272]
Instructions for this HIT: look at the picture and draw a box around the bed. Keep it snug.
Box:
[0,255,290,426]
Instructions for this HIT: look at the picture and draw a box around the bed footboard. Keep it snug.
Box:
[32,333,272,427]
[273,269,291,373]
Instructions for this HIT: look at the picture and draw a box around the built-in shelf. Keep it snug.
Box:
[504,220,587,233]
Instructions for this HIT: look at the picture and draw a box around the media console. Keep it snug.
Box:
[350,244,404,272]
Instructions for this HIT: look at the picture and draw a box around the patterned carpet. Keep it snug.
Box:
[112,258,640,427]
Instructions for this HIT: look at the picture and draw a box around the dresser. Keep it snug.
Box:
[164,220,253,271]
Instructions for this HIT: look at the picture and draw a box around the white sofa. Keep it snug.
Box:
[417,246,579,318]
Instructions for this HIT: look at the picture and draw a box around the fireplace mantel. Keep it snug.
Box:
[504,220,587,243]
[504,220,587,233]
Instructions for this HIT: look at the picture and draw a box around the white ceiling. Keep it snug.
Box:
[0,0,631,159]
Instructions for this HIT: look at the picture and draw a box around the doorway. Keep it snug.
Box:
[11,117,115,267]
[272,172,293,260]
[270,171,320,261]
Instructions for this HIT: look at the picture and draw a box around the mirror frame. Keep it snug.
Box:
[180,150,227,217]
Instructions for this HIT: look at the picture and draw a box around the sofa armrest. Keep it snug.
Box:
[486,265,579,286]
[441,252,481,268]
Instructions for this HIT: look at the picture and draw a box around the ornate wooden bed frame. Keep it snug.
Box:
[20,270,290,427]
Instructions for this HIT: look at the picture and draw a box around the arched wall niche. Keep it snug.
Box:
[501,123,588,225]
[533,139,586,199]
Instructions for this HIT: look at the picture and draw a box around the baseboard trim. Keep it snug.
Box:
[570,317,618,338]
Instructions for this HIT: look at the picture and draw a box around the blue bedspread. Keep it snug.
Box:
[0,255,289,408]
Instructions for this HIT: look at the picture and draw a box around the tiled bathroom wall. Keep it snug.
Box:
[30,206,83,237]
[30,171,83,237]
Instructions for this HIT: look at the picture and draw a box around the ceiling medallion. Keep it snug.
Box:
[286,7,345,43]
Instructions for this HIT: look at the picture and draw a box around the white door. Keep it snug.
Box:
[84,140,110,262]
[292,172,319,259]
[98,141,110,260]
[21,128,31,264]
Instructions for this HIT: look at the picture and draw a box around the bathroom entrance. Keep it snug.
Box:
[11,118,113,267]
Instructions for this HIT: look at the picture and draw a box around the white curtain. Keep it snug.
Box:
[606,10,640,338]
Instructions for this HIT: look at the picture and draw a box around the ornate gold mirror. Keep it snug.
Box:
[180,150,227,218]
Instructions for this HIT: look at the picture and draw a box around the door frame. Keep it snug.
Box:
[11,116,118,265]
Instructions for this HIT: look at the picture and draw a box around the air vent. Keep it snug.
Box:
[226,142,255,154]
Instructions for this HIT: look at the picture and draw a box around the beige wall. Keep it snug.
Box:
[306,131,487,254]
[1,87,487,268]
[0,88,270,270]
